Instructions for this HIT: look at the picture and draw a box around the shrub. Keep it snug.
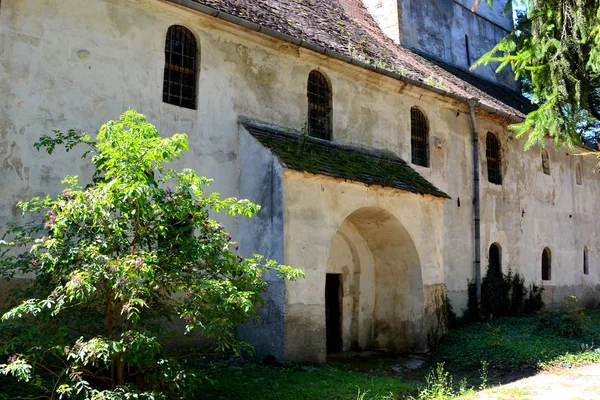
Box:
[480,267,543,317]
[537,296,589,338]
[524,283,544,313]
[0,111,303,399]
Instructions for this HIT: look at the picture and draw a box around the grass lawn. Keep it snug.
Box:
[195,310,600,399]
[433,310,600,372]
[198,362,415,400]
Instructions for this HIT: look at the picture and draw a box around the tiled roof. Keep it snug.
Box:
[241,118,450,199]
[192,0,530,119]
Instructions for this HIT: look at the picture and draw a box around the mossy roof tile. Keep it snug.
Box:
[241,119,450,199]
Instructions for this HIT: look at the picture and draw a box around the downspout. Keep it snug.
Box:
[468,99,482,304]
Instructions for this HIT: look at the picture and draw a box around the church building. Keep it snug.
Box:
[0,0,598,363]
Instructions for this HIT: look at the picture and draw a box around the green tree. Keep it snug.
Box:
[473,0,600,149]
[0,110,302,399]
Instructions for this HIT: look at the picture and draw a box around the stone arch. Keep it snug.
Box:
[325,207,424,353]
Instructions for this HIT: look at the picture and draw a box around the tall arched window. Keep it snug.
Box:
[541,149,550,175]
[489,243,502,273]
[307,70,332,140]
[486,132,502,184]
[163,25,198,109]
[576,163,582,185]
[411,107,429,167]
[542,247,551,281]
[584,246,589,275]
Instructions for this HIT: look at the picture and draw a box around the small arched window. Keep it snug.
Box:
[576,163,582,185]
[541,149,550,175]
[584,246,589,275]
[163,25,198,109]
[307,70,332,140]
[542,247,551,281]
[411,107,429,167]
[486,132,502,184]
[489,243,502,273]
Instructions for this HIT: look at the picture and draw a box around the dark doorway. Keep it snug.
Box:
[325,274,342,353]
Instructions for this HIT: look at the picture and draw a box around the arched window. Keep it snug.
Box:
[542,247,551,281]
[489,243,502,273]
[584,246,589,275]
[486,132,502,184]
[576,163,582,185]
[163,25,197,109]
[541,149,550,175]
[411,107,429,167]
[307,70,332,140]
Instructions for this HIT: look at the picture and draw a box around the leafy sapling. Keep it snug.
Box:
[0,110,303,399]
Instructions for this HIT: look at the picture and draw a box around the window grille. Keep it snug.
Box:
[542,247,551,281]
[576,163,582,185]
[486,132,502,184]
[411,107,429,167]
[541,149,550,175]
[584,247,589,275]
[489,243,501,273]
[307,70,332,140]
[163,25,197,109]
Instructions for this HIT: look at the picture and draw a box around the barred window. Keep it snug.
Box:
[576,163,582,185]
[541,149,550,175]
[411,107,429,167]
[486,132,502,184]
[489,243,501,273]
[307,70,332,140]
[584,246,589,275]
[163,25,197,109]
[542,247,551,281]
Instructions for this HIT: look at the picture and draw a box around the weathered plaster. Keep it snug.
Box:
[364,0,518,89]
[282,172,445,362]
[0,0,598,363]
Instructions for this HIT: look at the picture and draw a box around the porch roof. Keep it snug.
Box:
[240,118,450,199]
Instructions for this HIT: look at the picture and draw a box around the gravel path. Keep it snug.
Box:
[474,364,600,400]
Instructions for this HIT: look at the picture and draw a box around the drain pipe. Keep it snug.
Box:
[468,99,482,304]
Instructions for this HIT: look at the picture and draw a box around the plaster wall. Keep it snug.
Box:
[0,0,598,361]
[236,128,287,359]
[282,172,445,362]
[361,0,401,44]
[476,117,600,310]
[397,0,517,89]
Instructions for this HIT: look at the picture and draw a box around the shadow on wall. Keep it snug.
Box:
[326,207,425,353]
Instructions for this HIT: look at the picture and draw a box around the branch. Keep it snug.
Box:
[587,92,600,121]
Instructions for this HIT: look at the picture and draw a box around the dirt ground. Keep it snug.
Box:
[473,363,600,400]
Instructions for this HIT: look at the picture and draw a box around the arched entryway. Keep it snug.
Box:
[325,207,424,353]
